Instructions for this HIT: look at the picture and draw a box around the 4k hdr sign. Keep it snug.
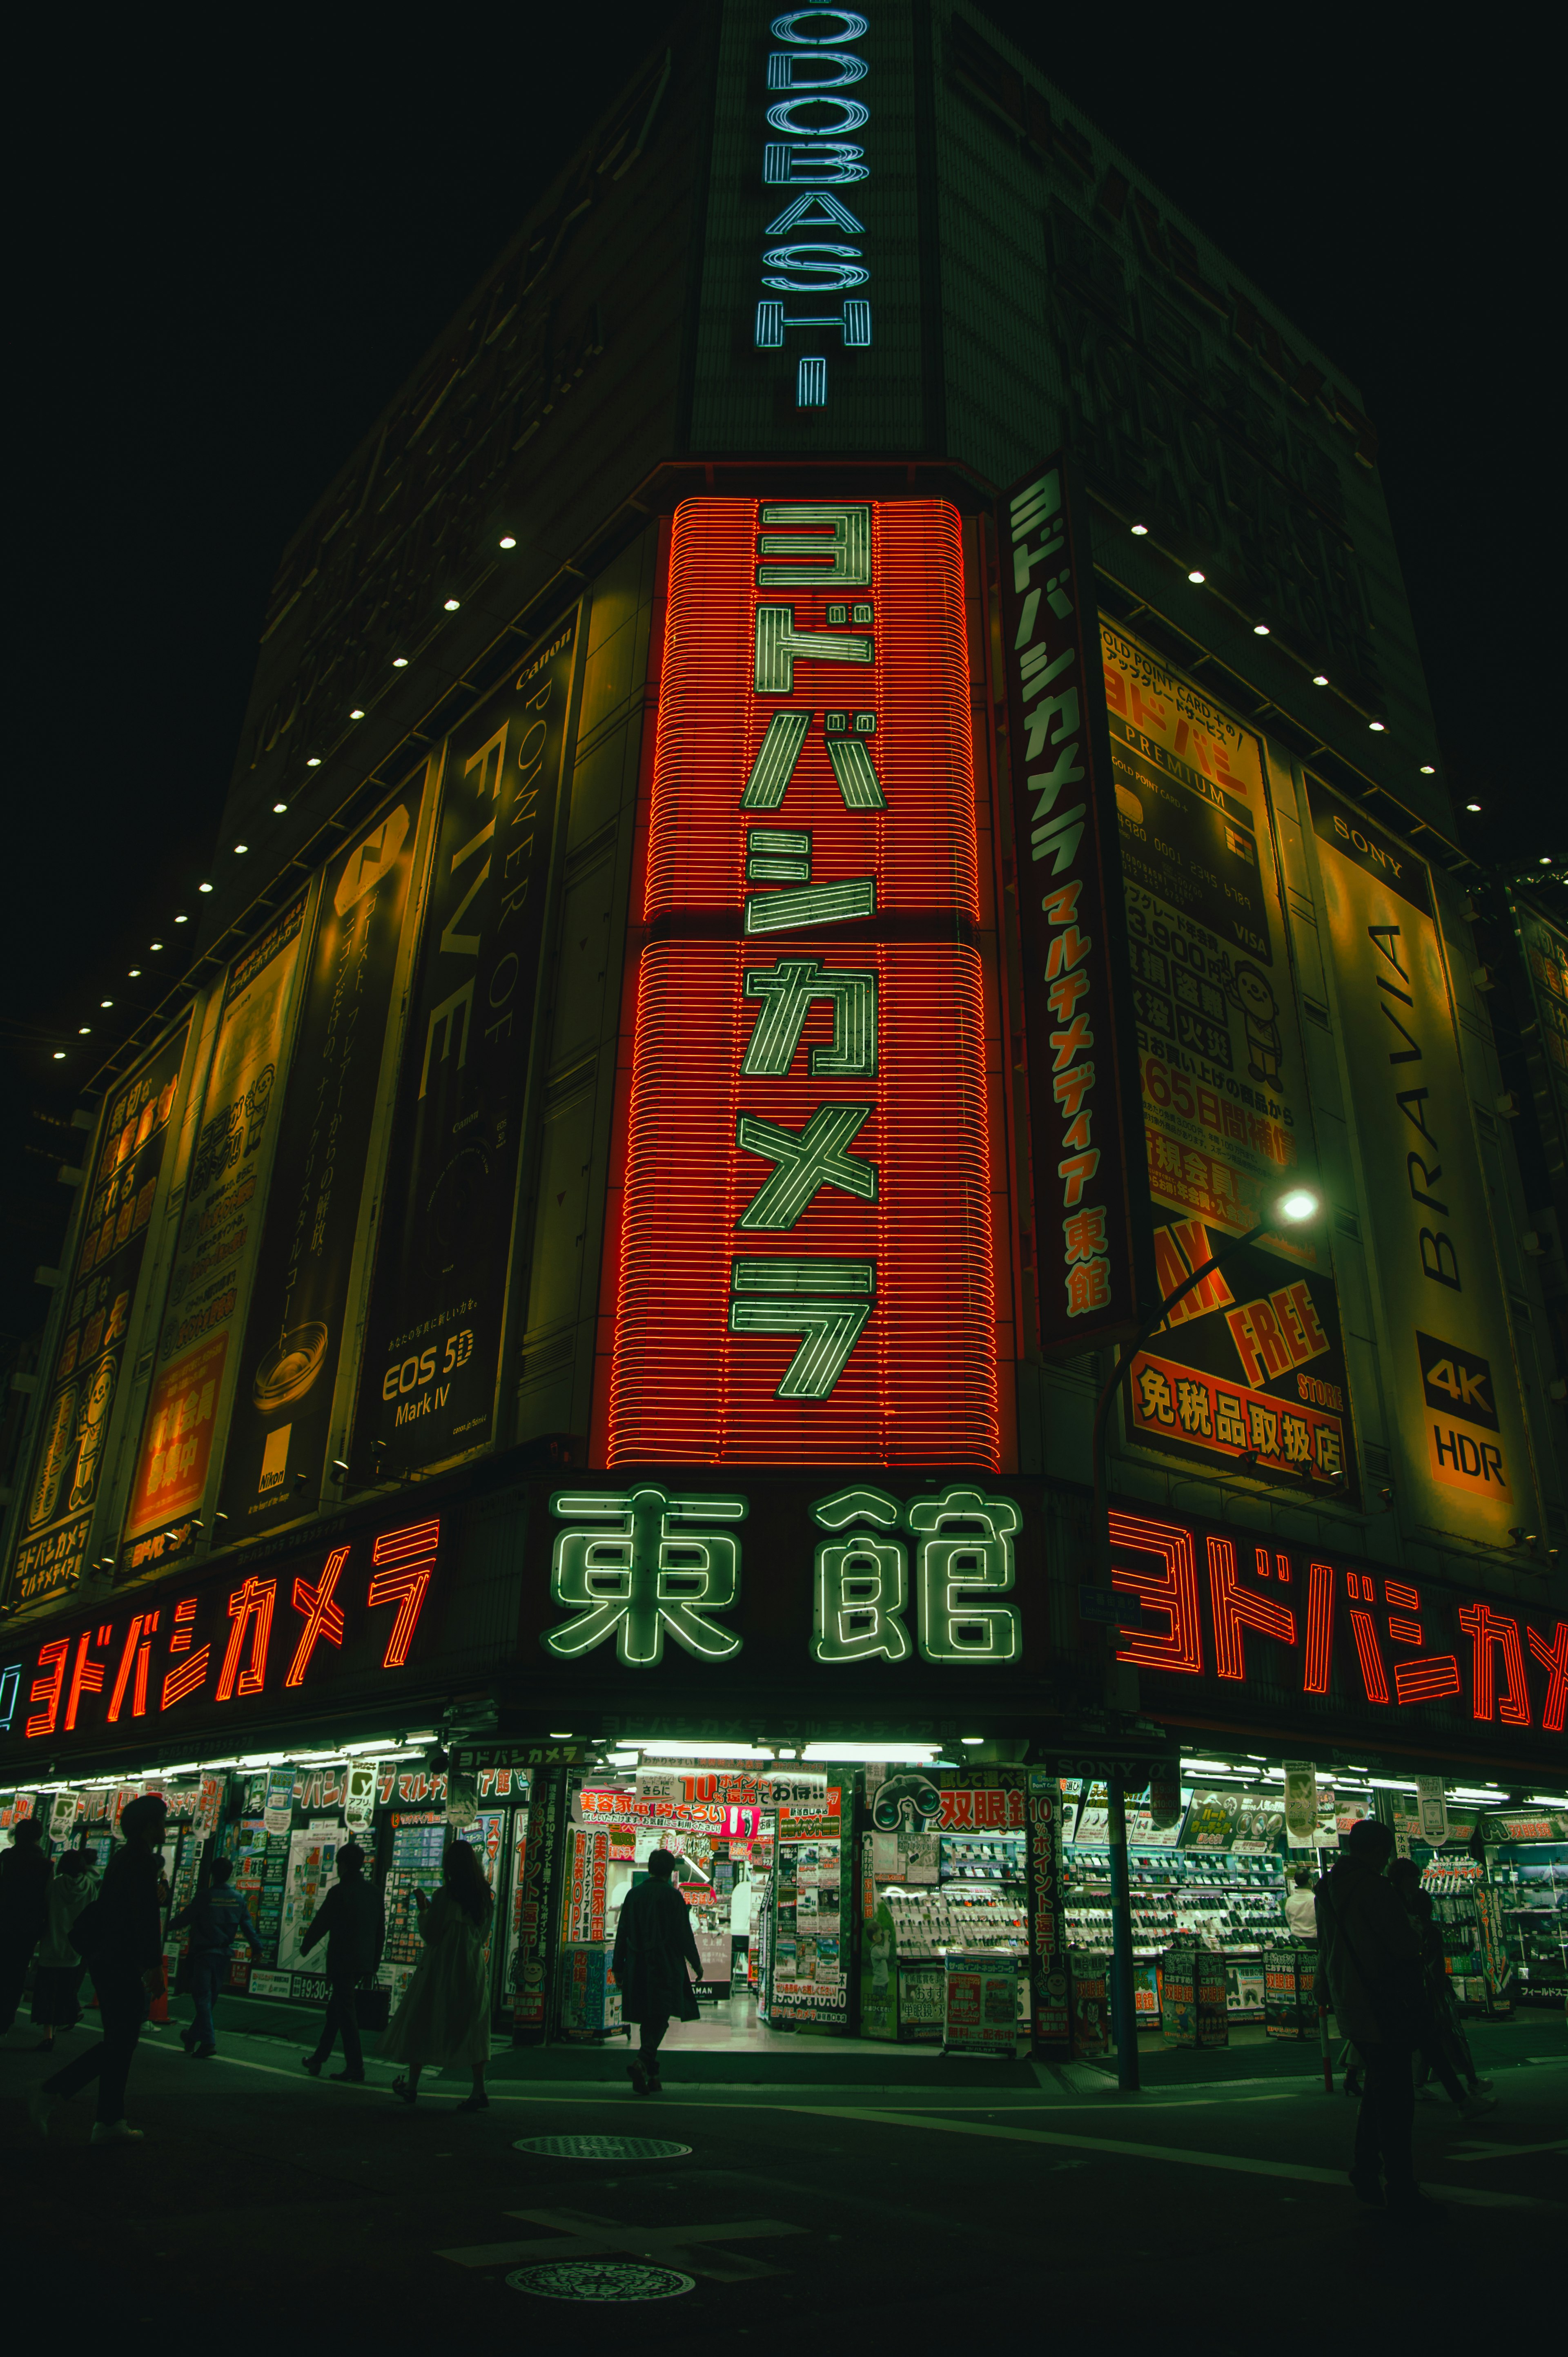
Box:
[602,498,997,1467]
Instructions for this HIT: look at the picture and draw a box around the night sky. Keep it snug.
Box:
[6,4,1555,1355]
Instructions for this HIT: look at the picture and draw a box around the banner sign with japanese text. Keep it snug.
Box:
[1306,786,1539,1547]
[604,497,998,1469]
[1506,890,1568,1199]
[1103,624,1356,1498]
[356,618,577,1477]
[217,787,425,1535]
[996,459,1153,1353]
[10,1023,189,1610]
[121,899,310,1558]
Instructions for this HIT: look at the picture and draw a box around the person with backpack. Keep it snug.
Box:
[1315,1817,1434,2219]
[170,1856,263,2058]
[299,1843,385,2084]
[28,1793,167,2144]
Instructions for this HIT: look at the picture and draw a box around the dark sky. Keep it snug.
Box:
[7,2,1555,1352]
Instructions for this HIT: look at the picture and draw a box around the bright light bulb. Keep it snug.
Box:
[306,756,321,767]
[1312,674,1329,687]
[128,968,141,978]
[1275,1187,1321,1223]
[1253,622,1270,635]
[1368,720,1385,733]
[443,597,460,611]
[150,941,163,950]
[273,802,288,813]
[1542,856,1553,866]
[100,998,112,1008]
[1129,522,1148,537]
[1419,763,1435,775]
[174,913,188,923]
[1466,801,1481,812]
[78,1025,91,1035]
[392,656,409,669]
[53,1050,65,1060]
[349,708,365,720]
[234,843,248,854]
[199,881,213,892]
[1187,568,1205,583]
[499,535,516,549]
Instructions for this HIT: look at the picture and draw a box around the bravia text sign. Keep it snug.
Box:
[607,498,997,1468]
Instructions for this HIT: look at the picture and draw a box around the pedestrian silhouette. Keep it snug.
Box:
[300,1842,385,2083]
[612,1846,702,2096]
[0,1817,51,2038]
[1316,1817,1436,2217]
[170,1855,263,2058]
[381,1840,492,2109]
[29,1794,168,2144]
[32,1845,100,2052]
[1386,1855,1497,2118]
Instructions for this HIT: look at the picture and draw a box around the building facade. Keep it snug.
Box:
[4,6,1564,2049]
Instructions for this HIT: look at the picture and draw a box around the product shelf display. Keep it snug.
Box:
[862,1770,1033,2041]
[1490,1843,1568,2000]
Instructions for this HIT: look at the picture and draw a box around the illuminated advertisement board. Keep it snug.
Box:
[602,497,997,1467]
[995,459,1153,1353]
[121,898,310,1561]
[10,1024,190,1609]
[217,787,427,1535]
[1508,889,1568,1195]
[1306,787,1539,1546]
[355,621,578,1476]
[1103,624,1357,1499]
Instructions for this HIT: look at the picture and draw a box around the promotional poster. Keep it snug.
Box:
[11,1024,188,1607]
[216,789,424,1532]
[121,899,309,1550]
[355,620,577,1475]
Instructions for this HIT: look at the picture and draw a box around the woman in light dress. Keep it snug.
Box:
[381,1840,492,2110]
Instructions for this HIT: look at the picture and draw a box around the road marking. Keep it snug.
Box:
[440,2207,807,2281]
[1445,2137,1568,2163]
[780,2106,1559,2209]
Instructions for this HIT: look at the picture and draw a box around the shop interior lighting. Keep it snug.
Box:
[499,534,517,549]
[1183,1757,1242,1773]
[1187,568,1205,583]
[443,597,461,611]
[1526,1793,1568,1806]
[1368,1777,1418,1791]
[548,1730,573,1739]
[959,1735,984,1745]
[199,881,212,892]
[802,1742,944,1763]
[608,1751,639,1766]
[626,1740,775,1760]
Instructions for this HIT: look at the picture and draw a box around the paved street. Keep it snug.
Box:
[3,2010,1563,2344]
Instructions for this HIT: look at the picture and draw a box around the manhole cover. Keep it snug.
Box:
[506,2261,695,2302]
[513,2134,693,2161]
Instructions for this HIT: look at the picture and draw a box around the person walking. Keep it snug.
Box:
[1386,1858,1497,2117]
[380,1839,492,2110]
[299,1842,385,2084]
[1316,1817,1434,2219]
[169,1856,263,2058]
[0,1817,52,2038]
[31,1846,100,2052]
[29,1794,167,2144]
[612,1846,702,2096]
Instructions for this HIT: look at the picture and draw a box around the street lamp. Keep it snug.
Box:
[1089,1181,1323,2094]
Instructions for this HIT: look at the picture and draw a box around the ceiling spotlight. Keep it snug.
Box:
[52,1050,65,1061]
[392,656,409,669]
[1466,801,1481,812]
[1129,522,1148,537]
[100,998,113,1008]
[128,968,141,978]
[1187,568,1205,583]
[499,535,517,549]
[1274,1185,1322,1224]
[150,940,164,950]
[234,843,248,854]
[1368,720,1385,733]
[199,881,213,893]
[1253,622,1270,635]
[1312,673,1329,687]
[273,801,288,813]
[1542,856,1554,866]
[174,913,188,923]
[78,1026,91,1035]
[1419,763,1435,775]
[443,597,461,611]
[349,708,365,720]
[306,756,321,768]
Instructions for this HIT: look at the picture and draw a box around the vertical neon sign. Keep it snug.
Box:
[604,498,997,1468]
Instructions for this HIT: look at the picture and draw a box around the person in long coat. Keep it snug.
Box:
[381,1839,492,2110]
[31,1847,100,2051]
[0,1817,51,2036]
[611,1846,702,2095]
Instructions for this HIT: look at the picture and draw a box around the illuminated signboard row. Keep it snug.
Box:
[606,497,997,1469]
[3,1492,1563,1766]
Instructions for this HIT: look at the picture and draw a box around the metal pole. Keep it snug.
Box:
[1107,1767,1139,2092]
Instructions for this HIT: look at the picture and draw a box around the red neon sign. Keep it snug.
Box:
[604,498,998,1468]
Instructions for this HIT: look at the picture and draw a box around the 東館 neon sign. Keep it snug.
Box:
[8,1519,440,1746]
